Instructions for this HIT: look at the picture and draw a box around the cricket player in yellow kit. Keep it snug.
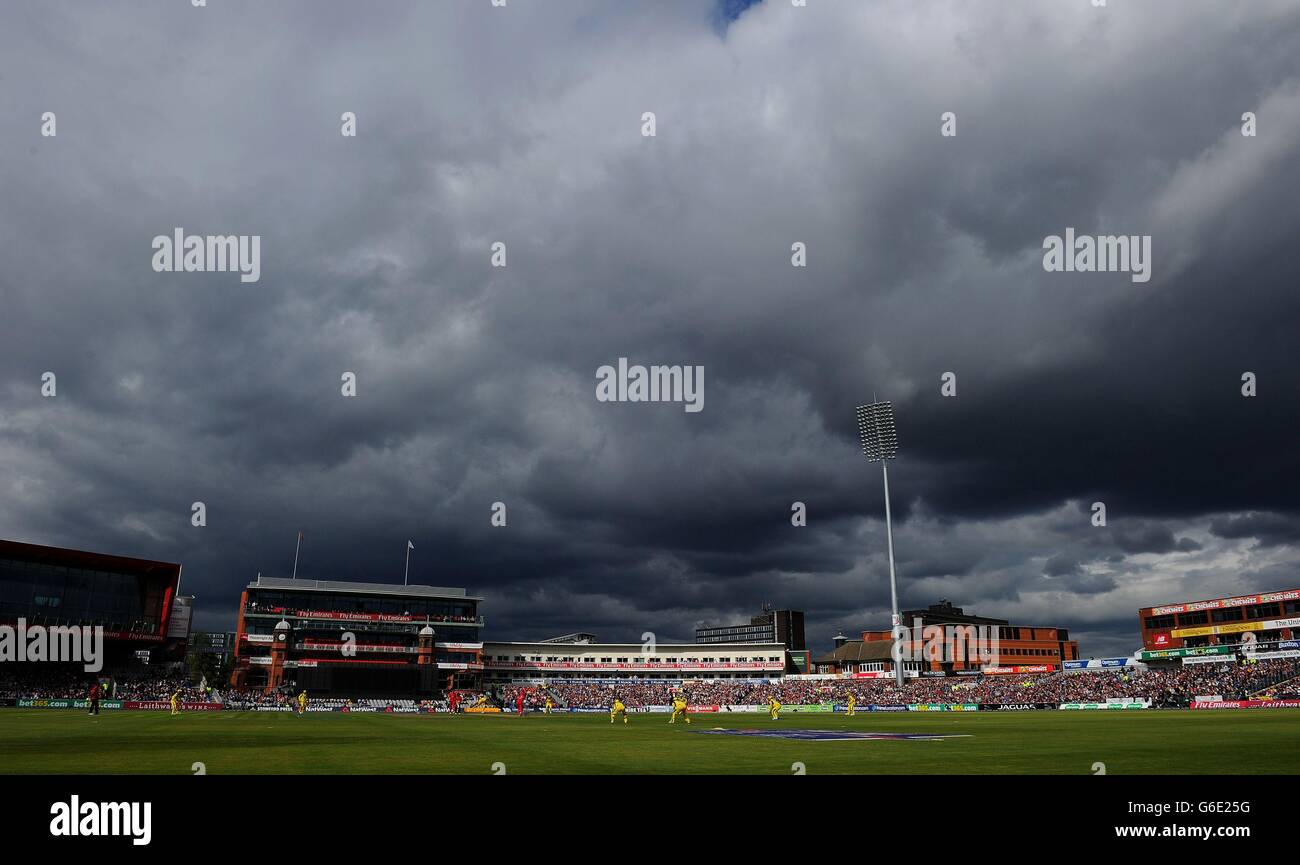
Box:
[846,693,856,717]
[169,689,181,716]
[610,697,629,724]
[298,691,308,715]
[767,695,782,720]
[669,694,691,724]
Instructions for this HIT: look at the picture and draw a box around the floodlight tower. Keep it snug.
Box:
[855,401,905,687]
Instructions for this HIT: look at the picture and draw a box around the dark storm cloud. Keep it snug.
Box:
[1112,524,1183,556]
[1209,512,1300,548]
[1043,554,1080,578]
[2,0,1299,657]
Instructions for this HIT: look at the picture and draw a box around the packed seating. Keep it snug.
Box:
[0,668,211,702]
[523,658,1300,709]
[4,658,1297,709]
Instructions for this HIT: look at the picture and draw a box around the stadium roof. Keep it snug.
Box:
[813,639,895,665]
[899,599,1007,627]
[247,575,481,601]
[0,538,180,579]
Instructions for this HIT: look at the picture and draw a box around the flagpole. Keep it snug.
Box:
[292,532,302,580]
[404,542,411,586]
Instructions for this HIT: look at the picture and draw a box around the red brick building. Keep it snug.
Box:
[817,600,1080,676]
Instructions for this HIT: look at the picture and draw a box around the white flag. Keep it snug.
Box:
[407,540,414,550]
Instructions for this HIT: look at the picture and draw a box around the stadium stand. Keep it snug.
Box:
[514,659,1300,709]
[4,656,1298,711]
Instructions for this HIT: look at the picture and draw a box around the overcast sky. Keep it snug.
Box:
[3,0,1299,659]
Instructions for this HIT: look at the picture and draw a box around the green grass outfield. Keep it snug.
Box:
[2,708,1298,775]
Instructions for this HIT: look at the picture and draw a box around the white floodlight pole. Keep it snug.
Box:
[880,459,903,687]
[856,401,905,687]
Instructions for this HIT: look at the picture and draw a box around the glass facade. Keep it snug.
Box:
[0,554,172,635]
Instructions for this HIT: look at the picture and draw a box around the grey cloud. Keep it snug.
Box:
[1,0,1299,659]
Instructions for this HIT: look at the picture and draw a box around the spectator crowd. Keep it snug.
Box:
[2,658,1297,710]
[0,668,211,702]
[508,658,1300,710]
